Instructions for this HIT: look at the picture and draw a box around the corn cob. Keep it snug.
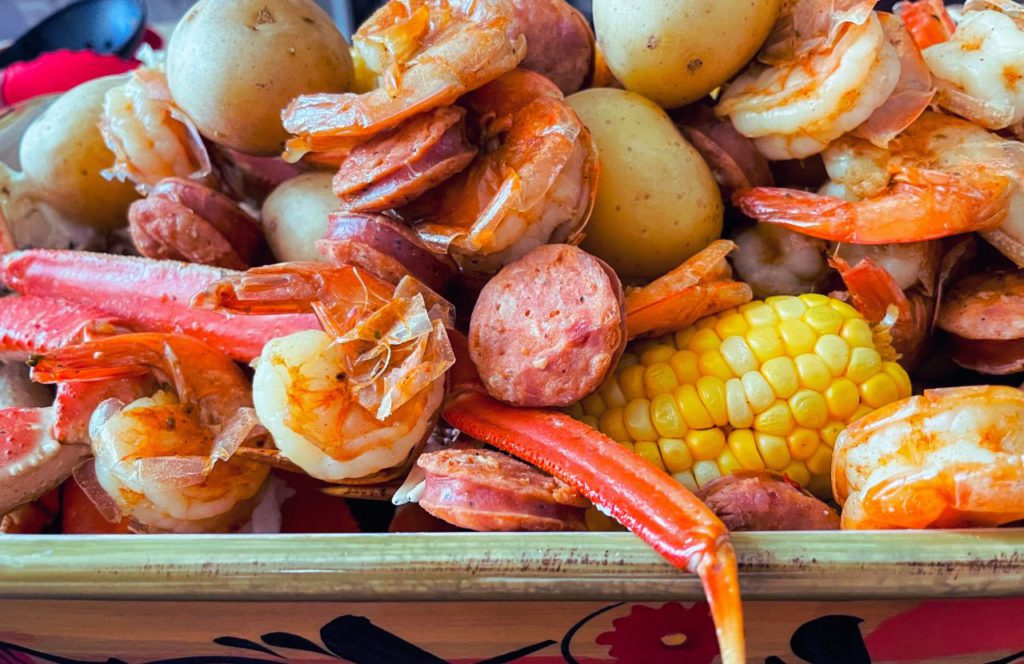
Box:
[569,294,912,498]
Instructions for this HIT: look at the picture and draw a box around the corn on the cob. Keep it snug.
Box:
[570,294,912,498]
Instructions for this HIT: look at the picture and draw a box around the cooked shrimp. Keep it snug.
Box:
[30,333,269,533]
[282,0,525,160]
[921,0,1024,130]
[716,10,901,160]
[735,113,1016,244]
[730,223,830,299]
[193,263,455,482]
[833,385,1024,529]
[100,68,212,192]
[409,69,598,275]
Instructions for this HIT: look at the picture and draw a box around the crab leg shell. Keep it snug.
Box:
[0,296,128,361]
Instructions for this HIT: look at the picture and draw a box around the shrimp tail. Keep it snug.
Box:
[30,333,173,384]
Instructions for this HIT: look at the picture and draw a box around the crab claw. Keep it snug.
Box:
[0,407,89,515]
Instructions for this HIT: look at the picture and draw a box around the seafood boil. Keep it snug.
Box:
[2,0,1024,659]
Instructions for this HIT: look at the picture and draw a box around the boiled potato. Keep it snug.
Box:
[568,88,722,281]
[262,172,336,262]
[166,0,353,156]
[17,76,139,231]
[594,0,780,108]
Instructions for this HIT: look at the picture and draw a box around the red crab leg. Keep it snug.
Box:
[0,296,128,360]
[0,407,89,514]
[0,250,318,362]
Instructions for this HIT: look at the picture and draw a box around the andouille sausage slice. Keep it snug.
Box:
[510,0,595,95]
[696,472,840,532]
[417,448,588,532]
[128,178,270,269]
[937,270,1024,374]
[318,212,458,291]
[469,244,626,408]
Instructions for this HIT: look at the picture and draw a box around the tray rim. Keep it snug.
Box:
[1,530,1021,602]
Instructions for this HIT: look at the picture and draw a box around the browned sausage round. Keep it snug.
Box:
[510,0,595,95]
[469,244,625,407]
[696,472,840,531]
[128,178,270,269]
[937,270,1024,375]
[318,212,458,292]
[417,448,588,532]
[333,106,477,213]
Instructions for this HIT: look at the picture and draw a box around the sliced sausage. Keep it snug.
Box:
[469,244,625,407]
[696,471,840,532]
[677,106,774,199]
[938,270,1024,341]
[417,448,588,532]
[510,0,595,94]
[128,178,270,269]
[318,212,458,292]
[333,106,477,213]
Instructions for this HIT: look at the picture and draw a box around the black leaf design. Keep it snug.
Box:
[790,616,871,664]
[984,650,1024,664]
[213,637,282,658]
[259,632,332,657]
[319,615,447,664]
[559,602,624,664]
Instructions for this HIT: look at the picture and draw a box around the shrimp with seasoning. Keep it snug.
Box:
[30,333,269,533]
[834,385,1024,529]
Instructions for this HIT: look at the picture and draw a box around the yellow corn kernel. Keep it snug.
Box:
[669,350,701,385]
[799,293,831,307]
[631,339,660,358]
[846,347,882,383]
[726,378,754,429]
[674,326,697,350]
[806,444,833,476]
[762,356,799,399]
[651,393,687,438]
[635,441,666,470]
[618,353,640,370]
[644,362,679,398]
[789,389,828,429]
[815,334,851,376]
[720,336,758,375]
[747,325,785,363]
[698,350,734,381]
[717,448,743,476]
[576,414,597,429]
[692,459,722,488]
[658,437,694,472]
[755,432,791,470]
[728,429,766,470]
[619,364,646,402]
[860,372,899,409]
[883,361,913,399]
[697,376,729,427]
[783,461,811,487]
[741,371,776,414]
[840,317,874,349]
[688,328,722,353]
[821,420,845,448]
[640,345,675,366]
[685,428,726,461]
[600,377,627,409]
[851,404,874,421]
[624,399,658,441]
[599,408,630,442]
[794,353,832,393]
[787,427,820,461]
[754,400,796,436]
[674,384,715,429]
[802,303,844,336]
[825,377,860,420]
[673,469,699,493]
[829,299,861,320]
[696,315,718,330]
[567,401,585,419]
[618,440,636,453]
[740,301,780,327]
[768,295,808,320]
[715,312,750,340]
[779,318,817,356]
[581,392,607,418]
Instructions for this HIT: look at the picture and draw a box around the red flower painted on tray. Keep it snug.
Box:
[595,602,719,664]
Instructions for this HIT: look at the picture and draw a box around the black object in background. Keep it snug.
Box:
[0,0,146,68]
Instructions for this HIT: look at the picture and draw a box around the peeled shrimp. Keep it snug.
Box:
[30,333,269,533]
[730,223,830,299]
[716,10,900,160]
[101,68,212,191]
[282,0,525,160]
[834,385,1024,529]
[922,0,1024,130]
[193,263,455,482]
